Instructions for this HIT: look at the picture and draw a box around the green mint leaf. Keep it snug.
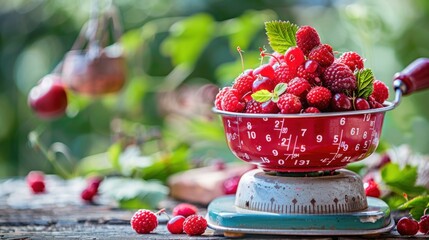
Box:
[355,69,374,99]
[251,89,273,102]
[274,83,287,96]
[398,195,429,220]
[381,163,427,196]
[265,20,298,54]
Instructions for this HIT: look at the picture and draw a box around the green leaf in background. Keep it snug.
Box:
[398,195,429,220]
[161,13,215,66]
[252,89,272,103]
[107,142,122,170]
[100,177,169,210]
[265,20,298,54]
[355,69,374,99]
[381,163,428,196]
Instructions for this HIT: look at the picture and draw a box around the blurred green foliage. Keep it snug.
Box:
[1,0,429,179]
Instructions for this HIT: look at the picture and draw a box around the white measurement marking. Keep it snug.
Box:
[328,129,344,165]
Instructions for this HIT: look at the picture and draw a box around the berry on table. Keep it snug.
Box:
[183,215,208,236]
[322,62,357,93]
[81,186,97,202]
[173,203,198,218]
[306,86,332,110]
[277,93,302,114]
[419,214,429,234]
[308,44,334,67]
[223,175,241,195]
[167,215,186,234]
[371,80,389,104]
[26,171,46,194]
[130,209,159,234]
[296,25,321,55]
[336,51,365,72]
[396,217,419,236]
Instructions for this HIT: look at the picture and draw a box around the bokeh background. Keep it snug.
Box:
[1,0,429,179]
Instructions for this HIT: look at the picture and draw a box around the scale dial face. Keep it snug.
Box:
[220,112,385,172]
[235,169,368,214]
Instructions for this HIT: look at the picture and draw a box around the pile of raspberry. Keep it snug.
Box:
[215,25,389,114]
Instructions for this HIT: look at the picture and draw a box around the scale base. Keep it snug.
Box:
[207,196,394,236]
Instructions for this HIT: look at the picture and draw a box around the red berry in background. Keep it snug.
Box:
[419,214,429,234]
[308,44,334,67]
[354,98,370,110]
[284,47,305,69]
[87,176,103,190]
[173,203,198,218]
[252,76,276,93]
[130,209,158,234]
[296,25,321,55]
[81,186,97,202]
[322,62,357,93]
[167,215,186,234]
[371,80,389,103]
[397,217,419,236]
[364,179,381,198]
[286,77,311,99]
[277,93,302,114]
[28,74,68,119]
[330,93,352,112]
[183,215,208,236]
[336,51,365,72]
[26,171,46,194]
[222,175,241,195]
[306,86,332,110]
[232,69,255,98]
[221,89,245,112]
[254,64,276,80]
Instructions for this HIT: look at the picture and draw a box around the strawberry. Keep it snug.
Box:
[336,51,365,71]
[274,62,296,84]
[322,63,356,93]
[221,89,245,112]
[130,209,158,234]
[214,87,230,110]
[277,93,302,114]
[173,203,198,218]
[306,86,332,110]
[308,44,334,67]
[183,215,208,236]
[232,70,255,98]
[286,77,311,98]
[370,80,389,103]
[296,25,321,55]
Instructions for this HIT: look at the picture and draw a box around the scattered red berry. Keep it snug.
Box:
[183,215,208,236]
[232,70,255,98]
[286,77,311,99]
[397,217,419,236]
[336,51,365,72]
[296,25,321,55]
[277,93,302,114]
[322,62,357,93]
[222,175,241,195]
[81,186,97,202]
[371,80,389,104]
[274,62,296,84]
[130,209,158,234]
[284,46,305,69]
[306,86,332,110]
[419,214,429,234]
[364,179,381,198]
[303,107,320,113]
[254,64,276,80]
[167,215,186,234]
[330,93,352,111]
[221,89,245,112]
[26,171,46,194]
[354,98,370,110]
[308,44,334,67]
[173,203,198,218]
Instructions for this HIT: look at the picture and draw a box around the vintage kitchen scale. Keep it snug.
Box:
[207,58,429,236]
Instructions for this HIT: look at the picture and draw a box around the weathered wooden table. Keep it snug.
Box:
[0,176,426,239]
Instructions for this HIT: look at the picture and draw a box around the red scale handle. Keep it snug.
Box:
[394,58,429,95]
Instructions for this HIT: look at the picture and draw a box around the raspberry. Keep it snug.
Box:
[303,107,320,113]
[330,93,352,111]
[173,203,198,218]
[274,63,296,84]
[419,214,429,234]
[354,98,370,110]
[336,51,365,71]
[284,46,305,69]
[308,44,334,67]
[371,80,389,103]
[277,93,302,114]
[322,63,357,93]
[26,171,46,194]
[297,64,319,83]
[368,96,384,109]
[245,100,262,113]
[130,209,158,234]
[223,175,241,194]
[214,87,230,110]
[268,52,285,66]
[167,215,186,234]
[286,77,311,98]
[296,26,321,55]
[183,215,208,236]
[397,217,419,236]
[232,70,255,98]
[221,89,245,112]
[364,179,381,198]
[306,86,332,110]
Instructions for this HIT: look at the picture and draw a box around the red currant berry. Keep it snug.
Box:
[261,100,280,113]
[397,217,419,236]
[354,98,370,110]
[284,47,305,69]
[252,76,275,93]
[304,60,319,73]
[253,64,276,80]
[167,215,186,234]
[330,93,352,112]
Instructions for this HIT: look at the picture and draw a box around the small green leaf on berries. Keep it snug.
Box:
[398,195,429,220]
[355,69,374,99]
[274,83,287,96]
[265,20,298,54]
[251,90,273,103]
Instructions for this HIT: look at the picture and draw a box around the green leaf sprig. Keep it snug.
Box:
[265,20,298,54]
[355,69,374,99]
[251,83,287,103]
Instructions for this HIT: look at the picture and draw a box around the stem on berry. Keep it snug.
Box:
[237,46,245,73]
[259,48,281,65]
[155,208,167,217]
